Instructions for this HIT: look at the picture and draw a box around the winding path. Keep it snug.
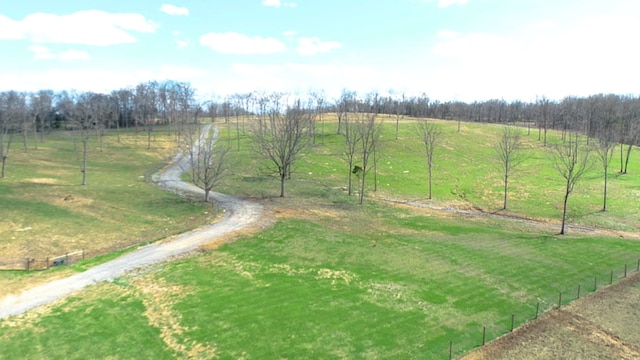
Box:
[0,128,263,320]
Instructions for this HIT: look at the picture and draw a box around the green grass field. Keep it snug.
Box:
[0,127,216,258]
[0,127,218,296]
[2,211,639,358]
[1,117,640,359]
[221,116,640,232]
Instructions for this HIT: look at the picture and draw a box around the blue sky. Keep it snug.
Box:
[0,0,638,101]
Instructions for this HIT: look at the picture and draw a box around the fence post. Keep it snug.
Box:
[594,276,597,291]
[610,270,614,284]
[482,326,486,345]
[449,340,452,360]
[46,257,49,270]
[577,284,581,299]
[535,302,539,319]
[558,292,562,309]
[510,314,515,332]
[625,264,627,278]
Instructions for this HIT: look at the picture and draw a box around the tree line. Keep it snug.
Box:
[1,82,638,234]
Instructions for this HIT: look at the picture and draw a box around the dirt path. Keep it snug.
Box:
[382,197,639,239]
[0,126,263,320]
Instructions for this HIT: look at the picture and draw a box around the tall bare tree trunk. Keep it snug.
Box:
[1,155,6,178]
[560,184,570,235]
[82,138,88,186]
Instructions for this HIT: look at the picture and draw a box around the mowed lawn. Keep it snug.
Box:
[2,208,640,359]
[1,117,640,359]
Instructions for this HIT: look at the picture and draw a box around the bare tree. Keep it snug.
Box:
[182,124,230,202]
[343,114,361,196]
[29,90,54,145]
[619,97,639,174]
[394,93,405,140]
[314,91,326,144]
[416,119,441,200]
[550,132,592,234]
[252,96,314,197]
[134,81,158,149]
[495,125,525,210]
[621,118,639,174]
[595,133,616,212]
[336,90,355,135]
[68,92,96,186]
[112,88,135,134]
[355,112,381,204]
[0,91,21,178]
[537,96,550,146]
[207,99,219,124]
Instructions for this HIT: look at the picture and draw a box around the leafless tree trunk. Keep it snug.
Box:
[134,82,158,150]
[182,124,230,202]
[0,109,14,178]
[595,135,615,212]
[355,112,381,204]
[65,92,96,186]
[417,119,441,200]
[0,91,25,178]
[495,125,525,210]
[336,90,355,135]
[315,92,325,144]
[343,115,361,196]
[550,132,592,234]
[394,93,405,140]
[251,95,314,197]
[537,96,550,146]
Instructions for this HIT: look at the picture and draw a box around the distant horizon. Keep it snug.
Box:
[1,1,639,102]
[2,82,638,106]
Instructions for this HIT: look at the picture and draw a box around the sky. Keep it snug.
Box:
[0,0,639,102]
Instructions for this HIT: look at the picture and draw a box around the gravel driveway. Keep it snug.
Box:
[0,127,262,320]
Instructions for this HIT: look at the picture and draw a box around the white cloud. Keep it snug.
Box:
[433,30,511,60]
[0,10,157,46]
[29,45,90,61]
[226,63,379,98]
[296,37,341,56]
[262,0,297,8]
[263,0,280,6]
[200,32,286,54]
[428,7,640,101]
[0,66,209,94]
[59,50,90,61]
[283,30,297,37]
[160,4,189,16]
[0,14,22,39]
[29,45,56,60]
[438,0,468,8]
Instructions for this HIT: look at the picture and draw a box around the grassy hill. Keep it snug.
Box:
[1,117,639,359]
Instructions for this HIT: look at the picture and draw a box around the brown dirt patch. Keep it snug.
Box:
[129,275,217,359]
[199,207,274,252]
[459,273,640,360]
[24,178,57,185]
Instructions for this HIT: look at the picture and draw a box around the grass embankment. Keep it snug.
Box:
[1,117,639,358]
